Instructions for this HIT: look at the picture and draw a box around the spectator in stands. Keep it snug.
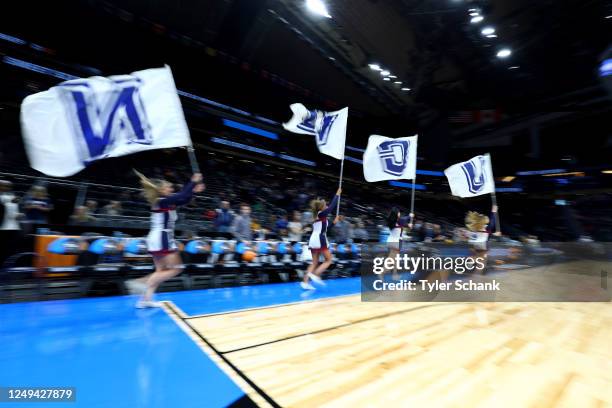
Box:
[287,211,304,242]
[353,219,369,242]
[23,185,52,224]
[432,224,446,242]
[275,213,289,232]
[333,215,351,244]
[301,208,314,226]
[69,206,96,225]
[0,180,23,266]
[214,201,234,233]
[231,204,253,242]
[86,200,98,215]
[102,200,122,216]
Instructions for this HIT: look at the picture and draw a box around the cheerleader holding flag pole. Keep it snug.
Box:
[283,103,348,289]
[445,153,499,274]
[19,65,206,307]
[301,188,342,290]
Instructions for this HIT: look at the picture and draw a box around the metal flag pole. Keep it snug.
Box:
[486,153,501,234]
[186,145,200,174]
[410,177,416,220]
[336,154,345,217]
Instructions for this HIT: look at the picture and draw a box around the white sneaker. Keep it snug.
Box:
[136,299,163,308]
[308,272,326,286]
[126,280,147,295]
[300,282,316,290]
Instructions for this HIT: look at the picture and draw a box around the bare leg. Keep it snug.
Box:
[312,249,332,276]
[389,247,400,280]
[142,252,182,301]
[303,250,320,284]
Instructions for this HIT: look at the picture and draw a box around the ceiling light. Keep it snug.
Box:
[486,34,498,38]
[305,0,332,18]
[497,48,512,58]
[469,12,480,16]
[368,63,381,71]
[508,66,520,70]
[471,15,484,23]
[401,87,411,91]
[481,26,495,35]
[389,75,397,79]
[394,81,402,84]
[380,70,390,76]
[383,78,391,81]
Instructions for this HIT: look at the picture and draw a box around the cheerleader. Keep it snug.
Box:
[383,207,413,280]
[301,188,341,290]
[127,171,204,308]
[465,205,497,274]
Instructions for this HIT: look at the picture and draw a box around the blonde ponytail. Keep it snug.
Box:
[134,169,163,206]
[310,198,325,218]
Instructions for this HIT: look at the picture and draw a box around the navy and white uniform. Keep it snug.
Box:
[386,215,411,249]
[468,212,496,251]
[308,194,339,250]
[146,182,194,256]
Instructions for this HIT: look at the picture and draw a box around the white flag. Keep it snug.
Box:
[20,66,191,177]
[283,103,347,160]
[362,135,418,182]
[444,154,495,197]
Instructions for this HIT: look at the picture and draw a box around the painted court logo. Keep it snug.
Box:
[378,140,409,176]
[461,156,487,194]
[59,77,153,164]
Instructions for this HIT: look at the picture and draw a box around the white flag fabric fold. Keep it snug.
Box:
[20,66,191,177]
[283,103,347,160]
[362,135,418,182]
[444,154,495,197]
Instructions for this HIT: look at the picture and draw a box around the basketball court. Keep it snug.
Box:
[2,262,610,407]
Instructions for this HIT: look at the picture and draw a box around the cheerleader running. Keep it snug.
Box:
[126,171,204,308]
[465,204,497,274]
[384,207,413,280]
[301,188,341,290]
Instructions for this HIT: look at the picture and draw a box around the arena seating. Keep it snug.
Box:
[0,237,362,303]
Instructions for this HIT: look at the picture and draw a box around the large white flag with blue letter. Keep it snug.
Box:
[444,154,495,197]
[362,135,418,182]
[283,103,347,160]
[20,66,191,177]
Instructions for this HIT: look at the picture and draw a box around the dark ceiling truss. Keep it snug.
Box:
[270,0,409,115]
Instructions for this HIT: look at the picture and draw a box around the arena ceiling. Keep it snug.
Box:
[85,0,611,119]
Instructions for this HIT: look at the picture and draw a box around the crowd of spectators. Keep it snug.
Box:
[1,151,611,267]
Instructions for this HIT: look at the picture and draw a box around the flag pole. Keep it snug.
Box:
[186,145,200,174]
[336,154,345,217]
[486,153,501,234]
[410,177,416,220]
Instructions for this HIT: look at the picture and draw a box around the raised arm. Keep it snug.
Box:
[319,194,339,217]
[158,173,203,208]
[158,182,195,207]
[319,187,342,217]
[398,215,412,227]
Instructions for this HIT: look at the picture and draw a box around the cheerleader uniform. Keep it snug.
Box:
[308,194,339,250]
[386,216,411,250]
[146,181,194,256]
[468,213,496,251]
